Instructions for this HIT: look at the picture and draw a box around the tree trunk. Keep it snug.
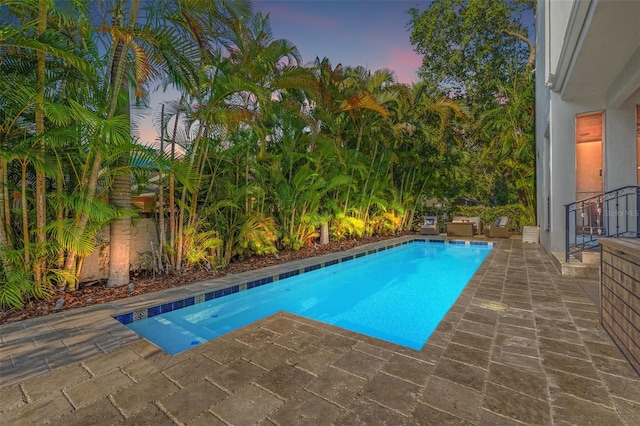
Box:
[0,159,9,252]
[62,152,103,291]
[106,0,140,287]
[20,160,29,264]
[57,0,140,291]
[502,29,535,68]
[107,154,132,287]
[34,0,47,284]
[320,222,329,245]
[1,159,11,249]
[169,96,183,268]
[106,51,131,286]
[55,163,64,267]
[176,122,203,271]
[157,104,166,271]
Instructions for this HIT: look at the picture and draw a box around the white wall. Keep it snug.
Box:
[541,96,639,254]
[536,0,551,249]
[548,94,580,254]
[537,0,640,257]
[546,0,574,81]
[605,89,640,191]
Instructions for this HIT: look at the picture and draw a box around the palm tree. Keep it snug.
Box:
[140,0,258,271]
[106,0,142,288]
[32,0,48,286]
[305,59,394,227]
[0,0,103,295]
[154,4,323,269]
[477,72,535,220]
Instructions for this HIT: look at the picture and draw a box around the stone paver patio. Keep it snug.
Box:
[1,236,639,425]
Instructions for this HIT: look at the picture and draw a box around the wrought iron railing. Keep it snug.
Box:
[565,186,639,262]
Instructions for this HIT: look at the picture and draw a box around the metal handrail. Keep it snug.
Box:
[564,186,639,262]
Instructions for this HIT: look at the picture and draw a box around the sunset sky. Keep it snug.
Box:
[136,1,430,145]
[253,0,426,84]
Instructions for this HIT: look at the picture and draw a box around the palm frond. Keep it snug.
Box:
[338,93,389,119]
[7,36,94,78]
[42,101,72,127]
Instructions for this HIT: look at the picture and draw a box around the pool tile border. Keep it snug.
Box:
[114,238,494,325]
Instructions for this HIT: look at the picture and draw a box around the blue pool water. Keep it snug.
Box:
[127,242,491,354]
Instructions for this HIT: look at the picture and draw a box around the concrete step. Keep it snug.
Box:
[575,249,601,265]
[551,252,600,278]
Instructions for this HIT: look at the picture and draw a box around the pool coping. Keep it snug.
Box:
[113,237,494,327]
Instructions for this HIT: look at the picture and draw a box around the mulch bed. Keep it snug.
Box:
[0,233,409,325]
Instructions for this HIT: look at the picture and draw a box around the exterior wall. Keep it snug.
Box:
[605,90,640,191]
[79,218,159,282]
[536,0,550,249]
[542,94,638,254]
[545,0,573,78]
[547,94,579,253]
[536,0,640,256]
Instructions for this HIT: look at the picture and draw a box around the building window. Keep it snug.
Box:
[575,112,604,201]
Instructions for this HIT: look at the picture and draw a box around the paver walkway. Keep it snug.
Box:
[1,236,639,425]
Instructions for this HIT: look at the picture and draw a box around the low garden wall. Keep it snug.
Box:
[79,218,159,282]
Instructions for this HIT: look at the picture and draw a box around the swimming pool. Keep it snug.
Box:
[122,240,492,354]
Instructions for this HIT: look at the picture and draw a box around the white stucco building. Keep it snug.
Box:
[535,0,640,269]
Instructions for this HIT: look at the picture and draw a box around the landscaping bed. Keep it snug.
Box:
[0,233,407,325]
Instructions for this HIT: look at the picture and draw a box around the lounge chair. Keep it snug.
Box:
[420,216,439,235]
[484,216,510,238]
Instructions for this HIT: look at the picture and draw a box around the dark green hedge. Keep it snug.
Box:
[452,205,532,231]
[414,204,533,232]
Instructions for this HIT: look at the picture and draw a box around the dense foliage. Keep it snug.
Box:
[409,0,536,222]
[0,0,535,310]
[408,0,534,102]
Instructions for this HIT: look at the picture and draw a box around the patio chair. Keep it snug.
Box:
[467,216,482,235]
[420,216,439,235]
[484,216,510,238]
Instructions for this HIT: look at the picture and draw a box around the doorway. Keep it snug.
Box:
[575,112,604,233]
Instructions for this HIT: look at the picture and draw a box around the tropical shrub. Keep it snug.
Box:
[223,213,278,264]
[280,213,321,251]
[370,211,403,235]
[177,223,223,270]
[0,248,53,309]
[330,213,366,240]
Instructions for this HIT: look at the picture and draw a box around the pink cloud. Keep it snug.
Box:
[135,124,158,146]
[383,47,422,85]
